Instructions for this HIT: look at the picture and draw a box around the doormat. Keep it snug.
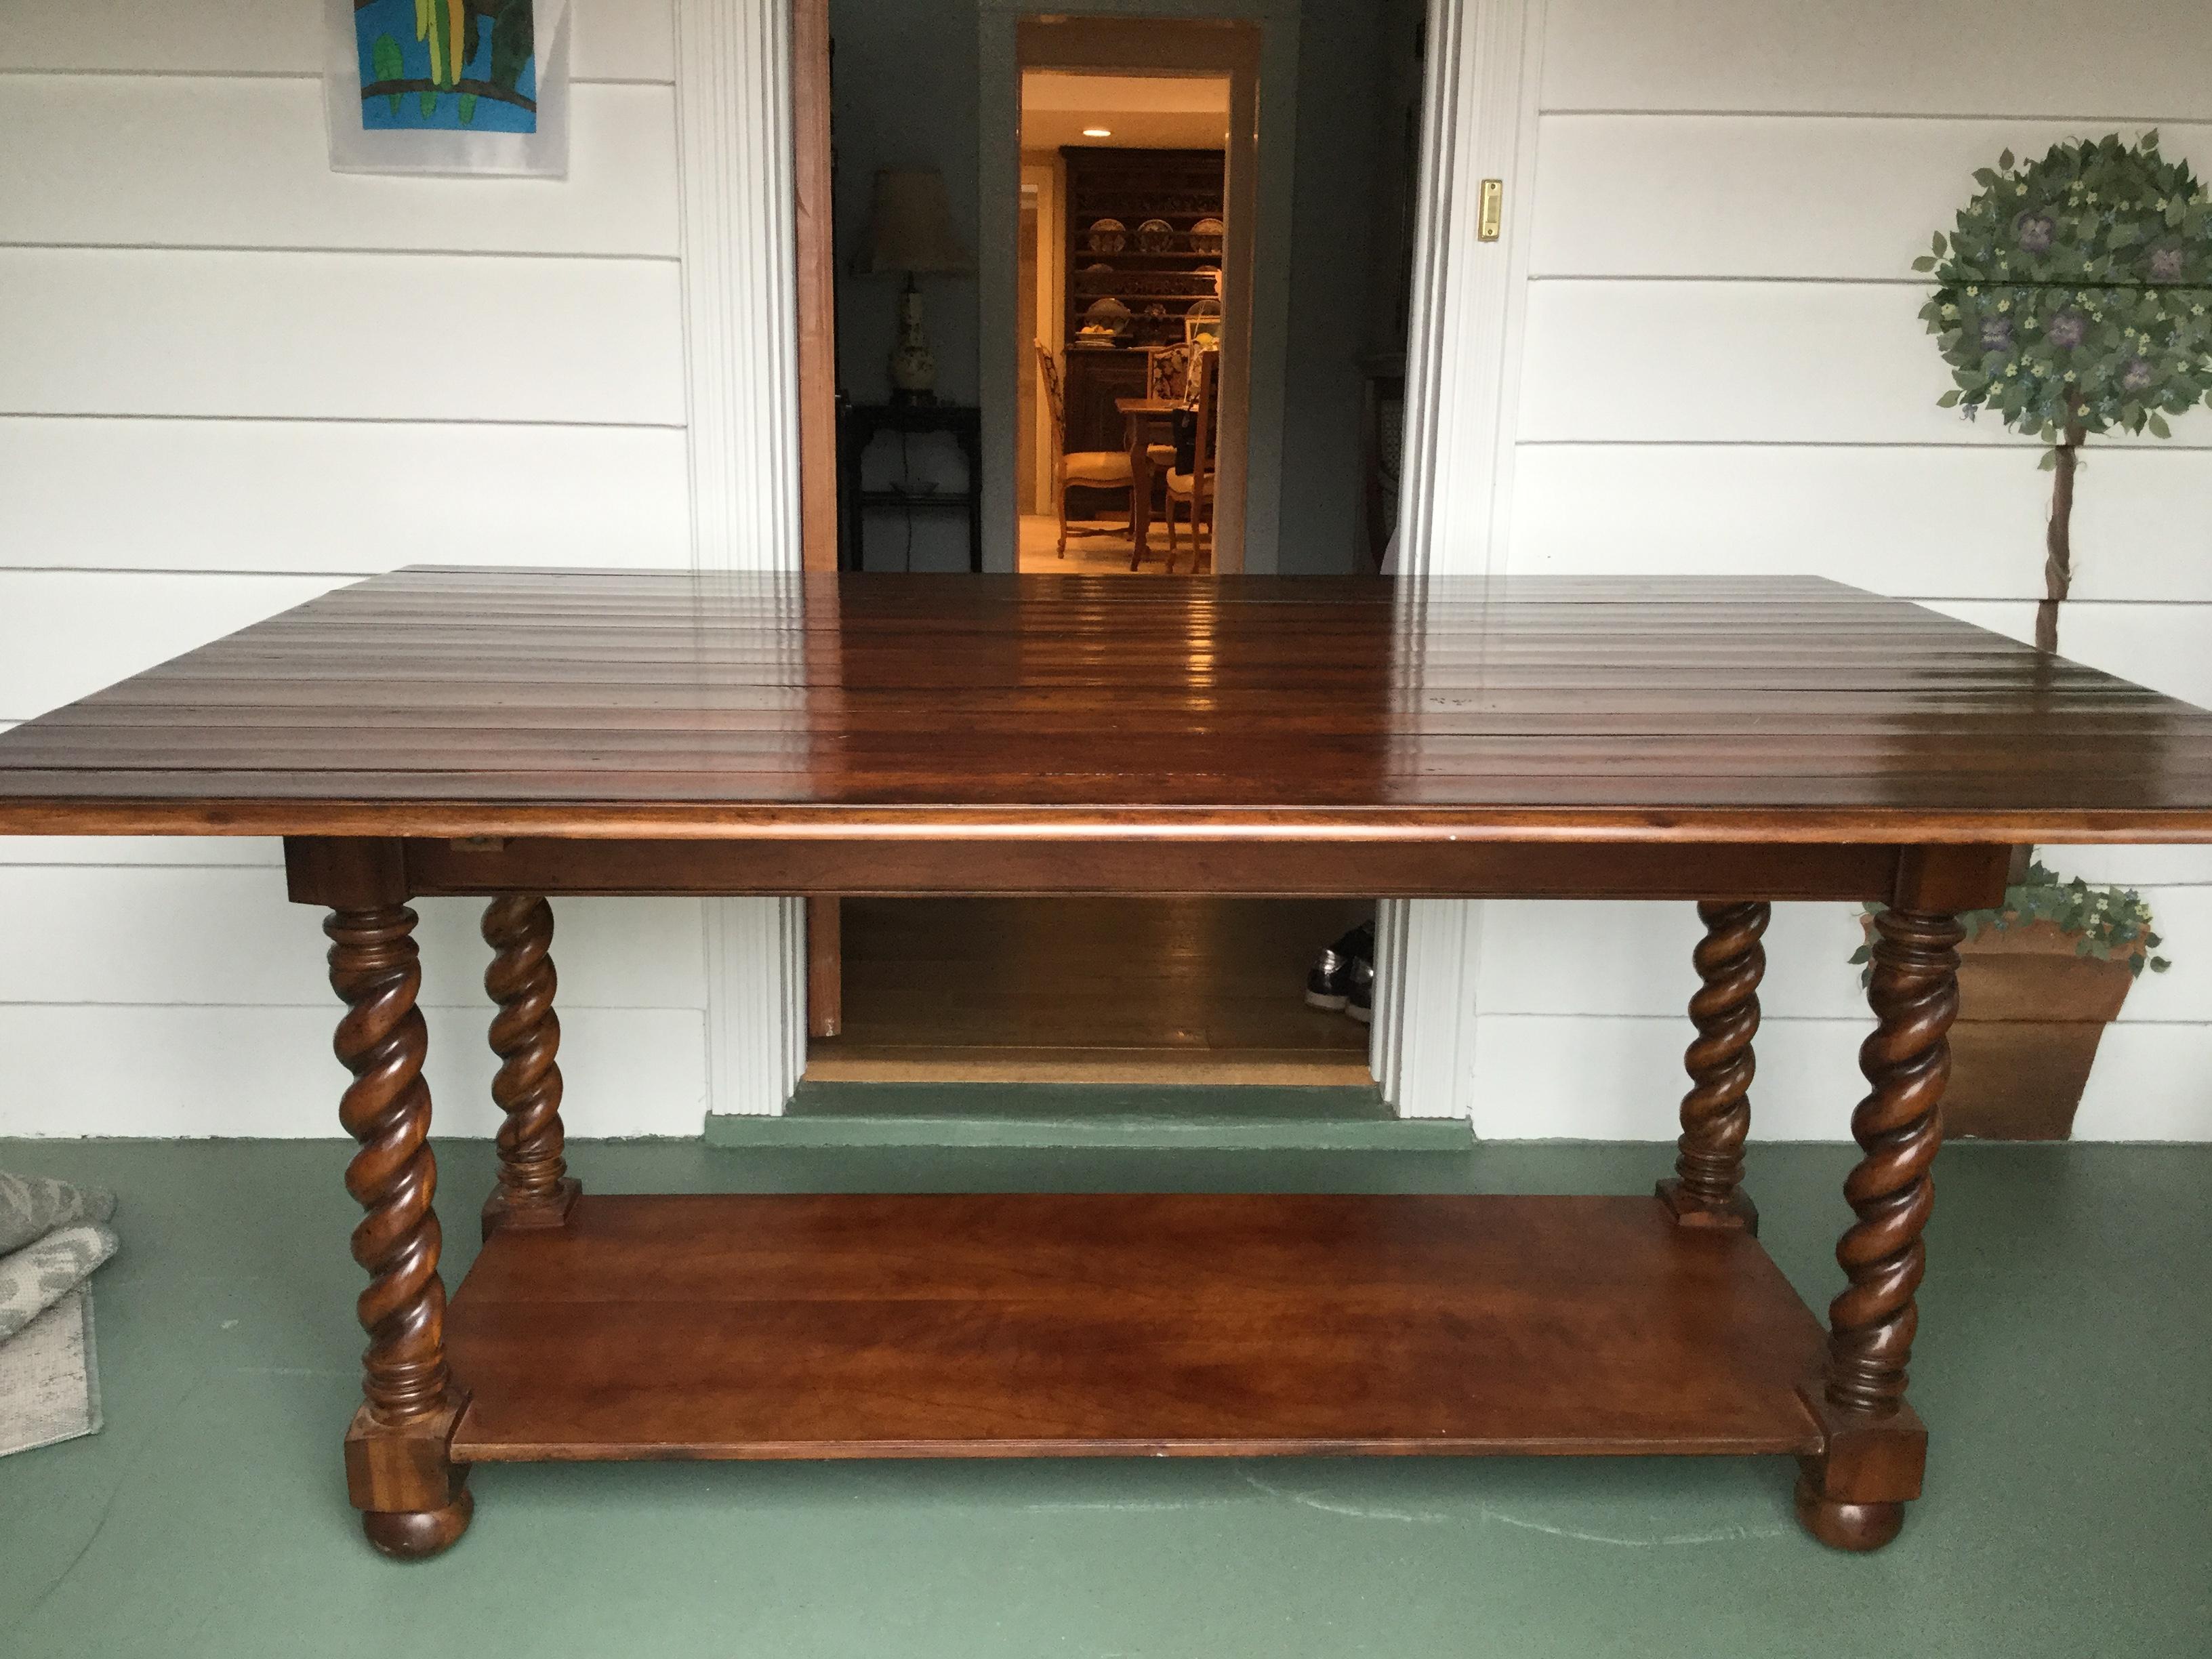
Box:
[0,1170,119,1457]
[0,1288,103,1456]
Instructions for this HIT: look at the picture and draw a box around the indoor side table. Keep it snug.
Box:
[837,402,984,572]
[3,569,2209,1561]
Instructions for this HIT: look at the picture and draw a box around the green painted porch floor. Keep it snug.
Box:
[0,1136,2207,1659]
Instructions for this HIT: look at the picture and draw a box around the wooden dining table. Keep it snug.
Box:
[1115,395,1182,565]
[2,567,2209,1562]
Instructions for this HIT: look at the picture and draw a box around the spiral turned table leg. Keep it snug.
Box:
[1657,899,1768,1231]
[480,895,580,1235]
[1795,905,1962,1552]
[327,904,472,1561]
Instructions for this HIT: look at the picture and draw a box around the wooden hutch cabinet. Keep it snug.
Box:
[1059,145,1225,454]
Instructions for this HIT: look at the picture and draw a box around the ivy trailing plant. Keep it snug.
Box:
[1916,131,2212,652]
[1854,862,2171,986]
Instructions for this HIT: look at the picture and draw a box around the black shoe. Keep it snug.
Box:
[1305,946,1353,1010]
[1305,921,1376,1018]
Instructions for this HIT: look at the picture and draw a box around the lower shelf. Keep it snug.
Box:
[446,1192,1827,1463]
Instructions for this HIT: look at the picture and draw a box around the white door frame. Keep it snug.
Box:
[674,0,808,1118]
[1370,0,1549,1122]
[679,0,1547,1119]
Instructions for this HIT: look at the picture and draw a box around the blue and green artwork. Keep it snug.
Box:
[356,0,537,133]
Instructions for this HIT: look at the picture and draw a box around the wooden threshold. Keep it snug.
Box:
[447,1193,1827,1462]
[802,1044,1374,1086]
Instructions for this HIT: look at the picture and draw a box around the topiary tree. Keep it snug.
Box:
[1891,134,2203,994]
[1917,131,2212,651]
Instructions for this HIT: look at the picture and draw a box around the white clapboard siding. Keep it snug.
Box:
[0,571,346,722]
[1471,1015,2212,1142]
[2072,1024,2212,1139]
[1511,445,2212,602]
[1471,1015,1864,1140]
[0,0,713,1142]
[1911,599,2212,884]
[1485,2,2212,1141]
[1540,0,2212,121]
[0,78,680,258]
[1517,281,2211,449]
[0,249,686,426]
[1532,117,2212,282]
[1476,901,1870,1023]
[0,727,273,865]
[0,417,693,574]
[0,836,281,868]
[0,869,708,1011]
[1925,598,2212,710]
[0,0,676,83]
[2047,844,2212,887]
[1476,888,2211,1024]
[0,1004,708,1139]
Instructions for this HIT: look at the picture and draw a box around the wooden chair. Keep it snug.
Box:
[1163,345,1221,573]
[1145,343,1193,401]
[1035,341,1133,558]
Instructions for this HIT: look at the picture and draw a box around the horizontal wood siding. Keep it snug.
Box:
[1490,0,2212,1139]
[0,420,693,575]
[0,0,676,81]
[1469,1016,2211,1142]
[0,78,680,256]
[0,0,705,1136]
[0,249,685,424]
[0,1004,708,1139]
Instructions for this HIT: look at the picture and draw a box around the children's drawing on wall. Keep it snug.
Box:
[1893,131,2210,1138]
[325,0,570,176]
[358,0,538,134]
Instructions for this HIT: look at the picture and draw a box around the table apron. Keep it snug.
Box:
[284,835,2015,907]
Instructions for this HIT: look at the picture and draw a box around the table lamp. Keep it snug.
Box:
[855,167,976,403]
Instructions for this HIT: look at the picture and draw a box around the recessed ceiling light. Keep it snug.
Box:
[1083,127,1111,138]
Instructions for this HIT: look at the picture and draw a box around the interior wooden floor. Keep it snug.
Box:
[810,897,1374,1084]
[1017,512,1209,575]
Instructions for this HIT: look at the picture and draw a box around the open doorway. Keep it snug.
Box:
[1019,69,1237,574]
[805,0,1433,1093]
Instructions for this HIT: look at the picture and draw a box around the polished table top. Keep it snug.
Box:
[1,569,2211,845]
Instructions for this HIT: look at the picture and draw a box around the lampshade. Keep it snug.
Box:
[855,168,976,277]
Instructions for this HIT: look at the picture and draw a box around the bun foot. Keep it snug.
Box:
[1793,1471,1904,1552]
[362,1485,474,1561]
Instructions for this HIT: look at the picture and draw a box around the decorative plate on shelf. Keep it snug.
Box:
[1136,218,1175,253]
[1086,218,1126,255]
[1191,218,1225,255]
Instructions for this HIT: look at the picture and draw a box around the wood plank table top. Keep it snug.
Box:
[1,568,2211,846]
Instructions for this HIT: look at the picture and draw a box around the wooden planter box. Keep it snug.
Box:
[1940,920,2139,1141]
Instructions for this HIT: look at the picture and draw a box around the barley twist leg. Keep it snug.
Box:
[1795,905,1962,1552]
[1658,899,1769,1229]
[327,904,471,1559]
[480,895,579,1233]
